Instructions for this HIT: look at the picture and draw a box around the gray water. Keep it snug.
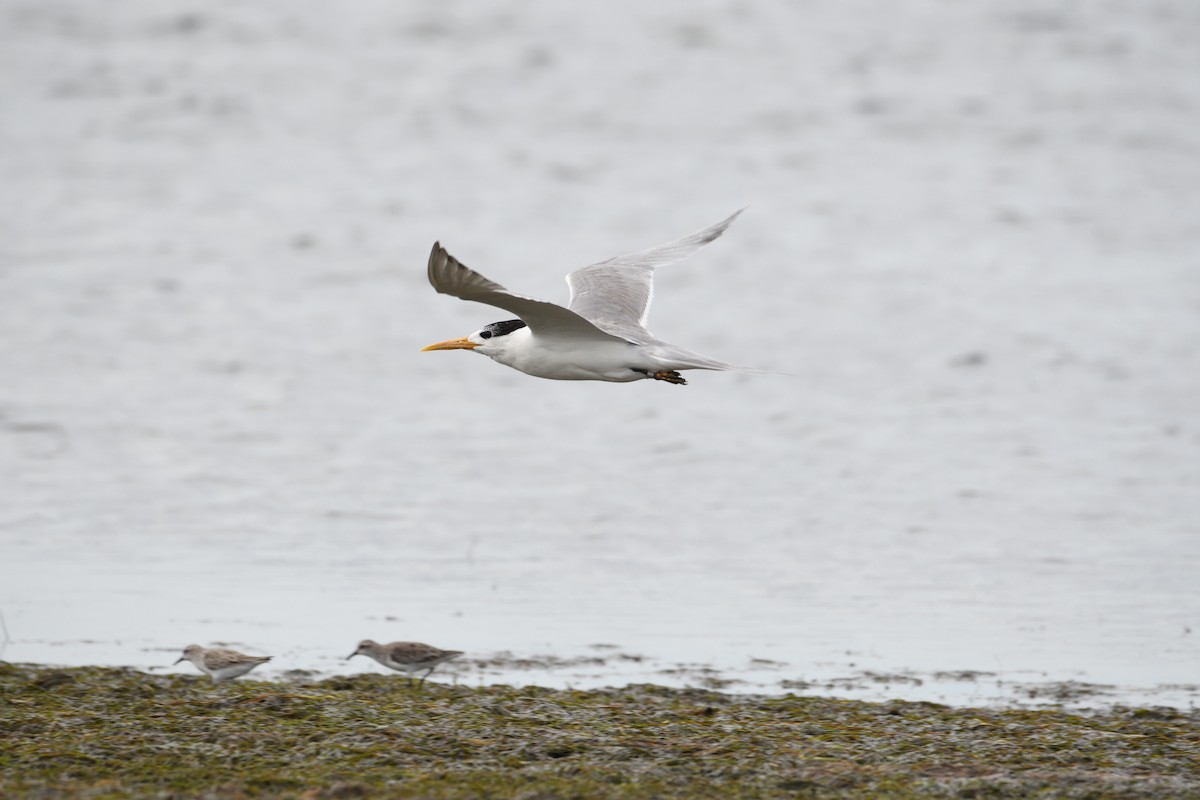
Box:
[2,0,1198,708]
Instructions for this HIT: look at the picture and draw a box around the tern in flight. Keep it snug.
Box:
[421,209,747,385]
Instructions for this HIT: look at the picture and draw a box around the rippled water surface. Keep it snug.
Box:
[2,0,1198,707]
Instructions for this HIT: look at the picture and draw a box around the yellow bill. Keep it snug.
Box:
[420,336,477,352]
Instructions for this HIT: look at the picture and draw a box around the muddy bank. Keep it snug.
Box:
[2,664,1198,799]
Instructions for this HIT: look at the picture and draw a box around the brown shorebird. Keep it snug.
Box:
[174,644,271,682]
[347,639,463,686]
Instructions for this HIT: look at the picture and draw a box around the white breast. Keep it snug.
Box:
[486,327,651,382]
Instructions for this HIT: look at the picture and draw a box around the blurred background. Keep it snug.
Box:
[1,0,1197,705]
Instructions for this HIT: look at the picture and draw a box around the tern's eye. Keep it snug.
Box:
[479,330,493,340]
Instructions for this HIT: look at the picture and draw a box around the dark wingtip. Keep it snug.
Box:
[427,242,451,292]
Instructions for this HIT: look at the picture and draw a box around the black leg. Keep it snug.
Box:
[653,370,687,385]
[632,368,687,385]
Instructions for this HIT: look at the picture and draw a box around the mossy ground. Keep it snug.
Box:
[2,663,1197,799]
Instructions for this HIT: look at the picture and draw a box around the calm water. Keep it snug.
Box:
[2,0,1198,707]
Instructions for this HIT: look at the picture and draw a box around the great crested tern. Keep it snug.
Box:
[421,210,747,385]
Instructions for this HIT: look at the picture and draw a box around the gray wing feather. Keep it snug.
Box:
[565,209,744,344]
[427,243,628,342]
[390,642,464,665]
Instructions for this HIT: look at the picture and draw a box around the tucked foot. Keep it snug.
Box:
[653,370,687,385]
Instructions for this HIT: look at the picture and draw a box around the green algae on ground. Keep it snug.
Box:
[1,664,1198,798]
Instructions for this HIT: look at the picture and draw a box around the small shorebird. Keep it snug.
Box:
[347,639,464,686]
[174,644,272,683]
[421,210,748,385]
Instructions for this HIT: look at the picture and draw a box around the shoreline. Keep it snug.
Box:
[8,649,1199,712]
[3,663,1198,799]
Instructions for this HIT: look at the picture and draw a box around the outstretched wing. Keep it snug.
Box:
[565,209,744,344]
[427,243,629,343]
